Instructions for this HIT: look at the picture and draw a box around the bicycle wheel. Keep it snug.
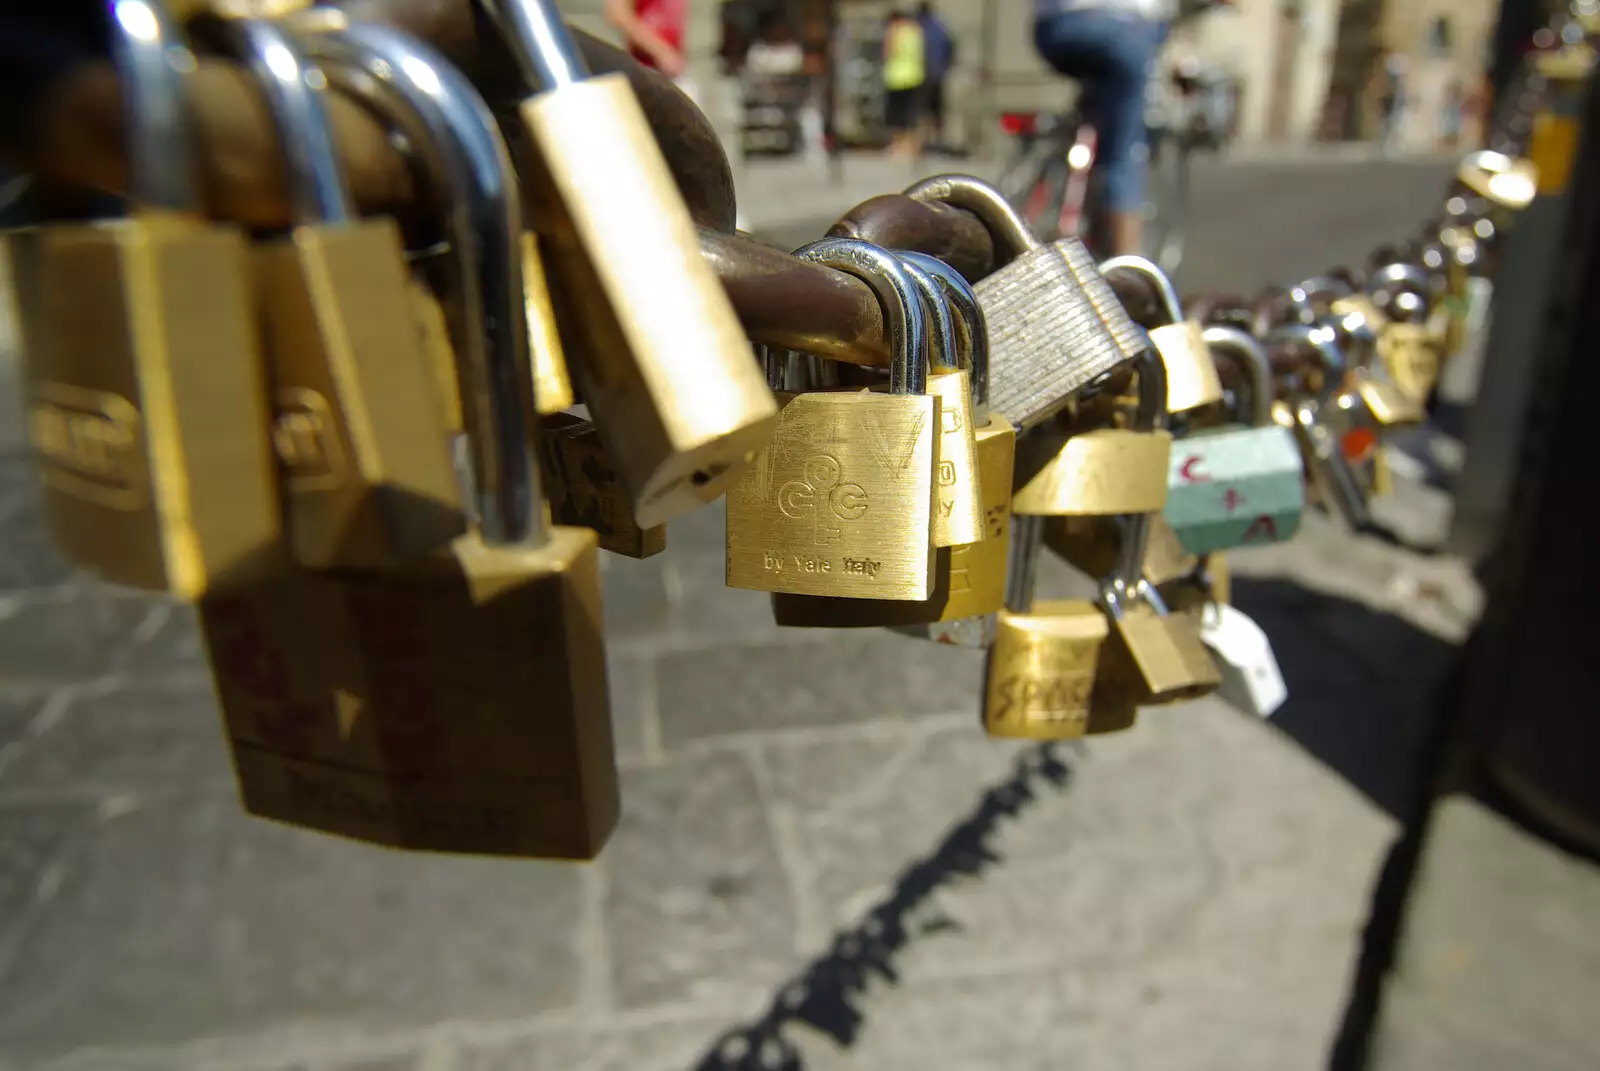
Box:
[1142,126,1190,275]
[999,139,1070,241]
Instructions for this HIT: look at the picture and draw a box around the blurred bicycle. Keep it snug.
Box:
[997,0,1234,273]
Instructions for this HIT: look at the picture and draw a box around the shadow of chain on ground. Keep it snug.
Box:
[692,743,1074,1071]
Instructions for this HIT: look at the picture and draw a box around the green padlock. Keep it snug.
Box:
[1162,326,1305,556]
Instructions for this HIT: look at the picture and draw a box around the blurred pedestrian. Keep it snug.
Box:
[1377,51,1405,156]
[918,2,955,149]
[882,8,927,158]
[606,0,695,99]
[1440,78,1463,149]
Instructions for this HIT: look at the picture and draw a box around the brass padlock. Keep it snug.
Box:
[1375,321,1442,407]
[1012,345,1173,517]
[535,412,666,558]
[1096,512,1222,710]
[906,175,1142,429]
[1100,255,1224,414]
[8,2,280,598]
[898,252,984,548]
[982,516,1110,740]
[220,19,464,569]
[521,231,575,415]
[1457,150,1538,212]
[482,0,778,526]
[1041,513,1197,587]
[205,27,617,858]
[726,239,940,601]
[775,256,1011,630]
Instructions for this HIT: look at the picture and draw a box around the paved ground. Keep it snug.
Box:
[0,156,1477,1071]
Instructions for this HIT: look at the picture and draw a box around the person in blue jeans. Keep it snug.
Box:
[1033,0,1180,255]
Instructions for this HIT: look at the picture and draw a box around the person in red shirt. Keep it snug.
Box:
[605,0,688,78]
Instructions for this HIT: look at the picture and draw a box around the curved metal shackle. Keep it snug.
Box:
[792,238,927,396]
[1127,333,1171,434]
[479,0,590,90]
[1457,149,1538,210]
[897,251,990,415]
[1367,261,1434,303]
[1099,255,1183,325]
[1201,325,1275,428]
[110,0,199,209]
[219,19,351,223]
[895,255,958,373]
[902,174,1040,261]
[1267,322,1347,405]
[298,22,540,548]
[1103,509,1170,620]
[1287,274,1353,324]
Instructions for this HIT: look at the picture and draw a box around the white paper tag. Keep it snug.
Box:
[1201,604,1288,718]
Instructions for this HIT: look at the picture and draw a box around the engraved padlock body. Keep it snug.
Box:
[1013,342,1173,517]
[482,0,778,527]
[984,516,1110,740]
[220,19,465,570]
[1100,254,1224,414]
[773,257,1010,630]
[10,1,280,598]
[210,25,618,859]
[726,239,940,602]
[1162,326,1305,556]
[905,175,1142,429]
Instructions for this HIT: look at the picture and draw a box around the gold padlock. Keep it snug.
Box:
[8,2,281,598]
[206,27,617,858]
[982,516,1110,740]
[220,19,464,569]
[900,251,984,548]
[1100,254,1224,414]
[1012,346,1173,517]
[1376,321,1442,407]
[1457,150,1538,212]
[483,0,777,526]
[774,257,1011,630]
[726,239,940,602]
[535,412,666,558]
[1042,512,1196,587]
[1096,512,1222,711]
[522,231,576,415]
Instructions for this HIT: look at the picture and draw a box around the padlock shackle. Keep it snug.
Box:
[1005,515,1045,614]
[479,0,591,89]
[1286,275,1352,324]
[303,23,543,549]
[219,19,352,224]
[896,255,958,374]
[792,238,928,396]
[110,0,199,210]
[758,345,786,391]
[1366,261,1434,304]
[1099,255,1183,326]
[903,174,1039,261]
[898,251,990,415]
[1457,149,1538,209]
[1200,325,1274,428]
[1267,322,1346,405]
[1102,513,1170,621]
[1128,340,1171,434]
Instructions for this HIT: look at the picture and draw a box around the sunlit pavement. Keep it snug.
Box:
[0,158,1479,1071]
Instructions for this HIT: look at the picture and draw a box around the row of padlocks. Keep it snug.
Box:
[1,0,1554,859]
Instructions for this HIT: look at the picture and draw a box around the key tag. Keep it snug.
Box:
[1100,254,1225,415]
[1200,603,1288,718]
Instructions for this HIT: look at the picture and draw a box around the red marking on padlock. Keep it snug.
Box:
[1342,427,1378,461]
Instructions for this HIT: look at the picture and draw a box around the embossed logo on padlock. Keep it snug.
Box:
[273,387,348,491]
[778,455,868,545]
[28,383,147,510]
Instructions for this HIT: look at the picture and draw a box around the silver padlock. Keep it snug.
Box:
[904,174,1143,429]
[1271,323,1370,529]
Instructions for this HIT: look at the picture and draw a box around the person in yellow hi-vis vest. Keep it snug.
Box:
[882,9,927,158]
